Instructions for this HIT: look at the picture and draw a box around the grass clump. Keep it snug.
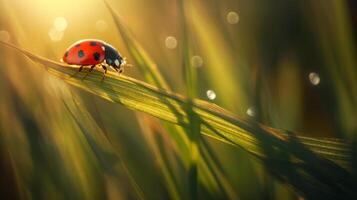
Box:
[0,40,354,199]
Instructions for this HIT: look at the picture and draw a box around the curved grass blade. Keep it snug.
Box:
[103,0,169,90]
[0,41,354,198]
[0,41,350,164]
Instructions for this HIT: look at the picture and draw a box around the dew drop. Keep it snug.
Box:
[226,11,239,24]
[309,72,320,85]
[206,90,216,100]
[165,36,177,49]
[53,17,68,32]
[96,20,108,32]
[191,55,203,68]
[246,106,256,117]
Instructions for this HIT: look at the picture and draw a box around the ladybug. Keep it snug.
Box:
[62,39,126,79]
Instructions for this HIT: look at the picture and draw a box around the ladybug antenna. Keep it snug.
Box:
[122,57,134,67]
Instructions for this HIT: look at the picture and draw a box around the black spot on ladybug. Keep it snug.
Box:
[90,42,97,46]
[65,51,68,57]
[75,44,81,47]
[93,52,100,61]
[78,50,85,58]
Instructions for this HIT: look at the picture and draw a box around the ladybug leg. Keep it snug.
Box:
[111,66,123,74]
[78,65,84,72]
[112,67,119,73]
[112,66,123,74]
[89,65,96,72]
[70,65,84,78]
[82,65,96,80]
[101,65,108,82]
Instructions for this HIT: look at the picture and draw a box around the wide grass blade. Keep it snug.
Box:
[0,41,354,198]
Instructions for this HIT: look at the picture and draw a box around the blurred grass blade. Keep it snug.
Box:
[103,0,168,90]
[0,41,354,198]
[103,0,192,159]
[103,1,191,198]
[136,114,181,200]
[62,92,146,200]
[178,0,200,199]
[199,139,239,199]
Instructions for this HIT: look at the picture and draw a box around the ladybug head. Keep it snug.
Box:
[103,43,125,71]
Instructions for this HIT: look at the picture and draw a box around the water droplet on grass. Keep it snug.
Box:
[226,11,239,24]
[246,106,256,117]
[309,72,320,85]
[165,36,177,49]
[206,90,216,100]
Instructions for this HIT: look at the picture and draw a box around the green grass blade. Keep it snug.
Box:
[136,114,181,200]
[103,0,192,159]
[103,0,169,90]
[0,41,350,164]
[178,0,200,198]
[62,92,146,200]
[0,41,354,198]
[103,1,191,198]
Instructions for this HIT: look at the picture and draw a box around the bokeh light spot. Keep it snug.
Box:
[309,72,320,85]
[246,106,256,117]
[206,90,216,100]
[165,36,177,49]
[96,20,108,32]
[226,11,239,24]
[191,55,203,68]
[53,17,68,32]
[0,30,10,42]
[48,28,64,42]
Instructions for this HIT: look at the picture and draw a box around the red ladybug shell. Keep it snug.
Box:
[63,39,106,65]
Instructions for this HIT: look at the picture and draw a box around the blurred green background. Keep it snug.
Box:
[0,0,356,199]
